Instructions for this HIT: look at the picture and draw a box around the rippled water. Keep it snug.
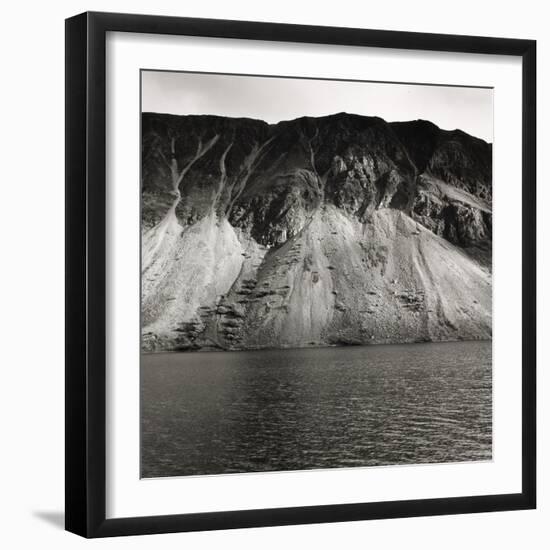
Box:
[141,341,492,478]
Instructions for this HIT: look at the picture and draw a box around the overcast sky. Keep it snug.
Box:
[142,70,493,143]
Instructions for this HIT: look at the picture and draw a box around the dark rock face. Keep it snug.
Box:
[411,174,492,248]
[141,112,492,352]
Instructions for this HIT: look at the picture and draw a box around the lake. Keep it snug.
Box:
[141,340,492,478]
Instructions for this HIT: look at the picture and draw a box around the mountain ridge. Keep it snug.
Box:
[142,111,493,144]
[141,111,492,352]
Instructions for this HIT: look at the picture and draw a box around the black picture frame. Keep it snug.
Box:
[65,11,536,538]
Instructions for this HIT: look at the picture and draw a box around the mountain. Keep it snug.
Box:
[141,112,492,352]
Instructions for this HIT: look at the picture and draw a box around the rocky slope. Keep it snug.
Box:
[141,112,492,352]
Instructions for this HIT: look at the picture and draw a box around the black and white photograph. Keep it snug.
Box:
[0,0,543,545]
[140,70,493,478]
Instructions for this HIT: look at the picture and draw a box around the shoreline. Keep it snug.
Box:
[141,336,493,356]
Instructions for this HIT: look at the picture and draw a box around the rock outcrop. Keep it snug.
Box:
[141,112,492,352]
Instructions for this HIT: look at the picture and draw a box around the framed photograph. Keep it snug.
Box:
[65,11,536,538]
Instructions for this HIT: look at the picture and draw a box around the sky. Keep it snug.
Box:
[142,70,493,143]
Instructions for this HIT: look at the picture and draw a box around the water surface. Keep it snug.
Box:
[141,341,492,477]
